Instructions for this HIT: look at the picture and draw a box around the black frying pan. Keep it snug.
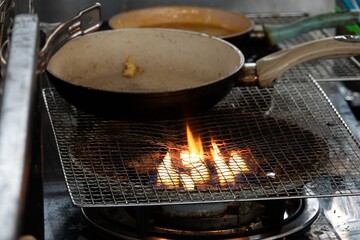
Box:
[108,6,360,46]
[46,26,360,118]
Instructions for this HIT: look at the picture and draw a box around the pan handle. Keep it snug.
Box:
[249,35,360,88]
[38,3,102,72]
[262,11,360,45]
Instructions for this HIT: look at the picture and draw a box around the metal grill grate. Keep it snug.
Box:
[43,75,360,206]
[43,15,360,207]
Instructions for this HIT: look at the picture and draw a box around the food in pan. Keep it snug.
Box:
[122,56,144,78]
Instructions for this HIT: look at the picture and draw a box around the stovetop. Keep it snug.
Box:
[41,109,360,240]
[37,14,360,240]
[5,0,360,238]
[40,80,360,240]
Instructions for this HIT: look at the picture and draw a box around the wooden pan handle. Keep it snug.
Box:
[255,35,360,88]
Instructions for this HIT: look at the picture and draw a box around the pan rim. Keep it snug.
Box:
[108,5,255,40]
[47,28,245,96]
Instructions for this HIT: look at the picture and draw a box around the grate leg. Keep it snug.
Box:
[260,200,286,231]
[134,206,152,237]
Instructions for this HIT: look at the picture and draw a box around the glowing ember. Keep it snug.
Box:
[156,124,254,190]
[211,141,234,187]
[229,151,250,173]
[157,152,180,187]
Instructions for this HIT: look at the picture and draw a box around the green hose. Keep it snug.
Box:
[336,5,360,35]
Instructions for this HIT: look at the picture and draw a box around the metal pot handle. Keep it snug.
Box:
[38,2,102,72]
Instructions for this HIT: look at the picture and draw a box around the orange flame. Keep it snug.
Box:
[180,125,210,188]
[156,124,251,190]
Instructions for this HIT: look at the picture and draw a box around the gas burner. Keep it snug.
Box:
[81,197,319,240]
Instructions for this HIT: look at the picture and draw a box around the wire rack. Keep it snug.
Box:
[43,15,360,207]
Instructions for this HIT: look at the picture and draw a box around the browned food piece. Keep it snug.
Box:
[122,56,144,78]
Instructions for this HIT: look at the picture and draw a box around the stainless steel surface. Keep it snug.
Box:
[0,14,39,240]
[321,195,360,239]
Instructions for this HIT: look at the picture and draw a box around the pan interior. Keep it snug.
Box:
[47,29,244,94]
[109,6,253,38]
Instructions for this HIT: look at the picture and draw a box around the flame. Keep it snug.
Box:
[156,124,252,190]
[211,140,234,186]
[229,151,250,173]
[157,152,180,187]
[180,125,210,187]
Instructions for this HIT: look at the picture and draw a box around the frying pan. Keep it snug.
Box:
[46,28,360,118]
[34,4,360,118]
[108,6,360,46]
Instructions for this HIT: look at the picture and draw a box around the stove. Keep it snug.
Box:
[38,15,360,240]
[3,1,360,240]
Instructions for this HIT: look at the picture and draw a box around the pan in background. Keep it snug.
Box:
[109,6,360,46]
